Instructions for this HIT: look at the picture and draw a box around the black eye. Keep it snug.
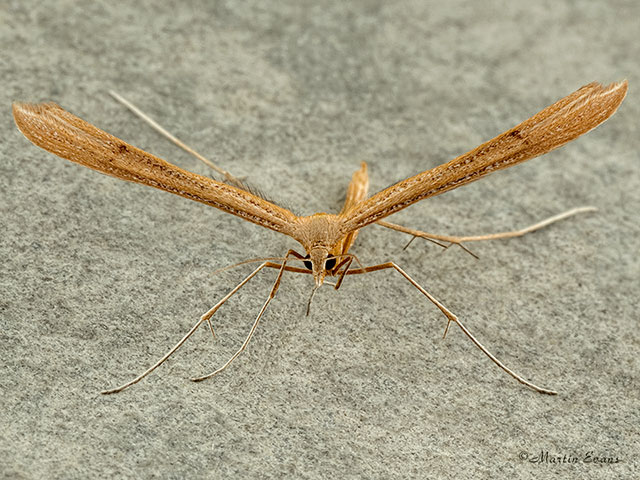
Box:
[303,254,312,271]
[302,255,336,271]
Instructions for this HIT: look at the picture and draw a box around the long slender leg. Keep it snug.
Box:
[191,250,298,382]
[212,256,313,277]
[346,261,557,395]
[333,257,353,290]
[377,206,597,250]
[108,90,244,188]
[101,262,268,394]
[210,256,293,276]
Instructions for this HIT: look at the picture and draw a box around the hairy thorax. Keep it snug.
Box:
[291,213,346,255]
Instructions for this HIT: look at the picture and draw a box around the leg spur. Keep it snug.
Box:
[347,261,558,395]
[378,206,597,255]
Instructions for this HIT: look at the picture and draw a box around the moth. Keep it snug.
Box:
[12,80,628,394]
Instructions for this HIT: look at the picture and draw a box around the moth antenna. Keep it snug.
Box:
[108,90,245,188]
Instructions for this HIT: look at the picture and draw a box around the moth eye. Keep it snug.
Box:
[303,254,312,271]
[325,257,336,270]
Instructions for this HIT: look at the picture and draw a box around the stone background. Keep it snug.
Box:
[1,1,638,478]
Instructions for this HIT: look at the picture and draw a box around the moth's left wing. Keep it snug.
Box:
[340,81,628,234]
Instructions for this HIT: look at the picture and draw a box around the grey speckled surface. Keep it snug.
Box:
[1,1,638,479]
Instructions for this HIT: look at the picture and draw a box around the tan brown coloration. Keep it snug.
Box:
[340,81,629,232]
[12,81,627,394]
[377,206,598,248]
[108,90,245,188]
[12,102,298,235]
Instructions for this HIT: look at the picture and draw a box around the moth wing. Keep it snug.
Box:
[340,81,628,233]
[13,102,299,235]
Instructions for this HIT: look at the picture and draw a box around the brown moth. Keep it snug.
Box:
[12,80,628,394]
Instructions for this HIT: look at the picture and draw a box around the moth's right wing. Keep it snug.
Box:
[13,102,298,235]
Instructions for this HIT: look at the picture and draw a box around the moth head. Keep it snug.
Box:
[304,248,336,287]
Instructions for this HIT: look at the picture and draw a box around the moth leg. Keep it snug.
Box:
[377,206,596,255]
[191,250,298,382]
[101,262,269,394]
[206,317,216,341]
[333,256,354,290]
[108,91,245,188]
[346,261,558,395]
